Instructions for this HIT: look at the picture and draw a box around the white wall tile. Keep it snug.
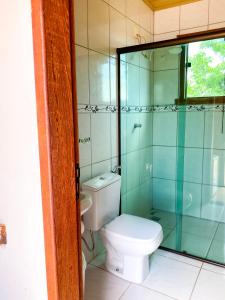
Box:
[154,47,180,71]
[203,149,225,186]
[154,7,180,35]
[110,7,126,57]
[204,111,225,149]
[88,0,109,55]
[209,0,225,24]
[110,57,117,105]
[209,21,225,29]
[91,113,111,163]
[126,113,140,152]
[184,148,203,184]
[92,159,111,177]
[126,18,140,47]
[111,113,118,158]
[201,185,225,222]
[153,146,177,180]
[180,25,208,35]
[140,68,152,106]
[139,1,152,31]
[183,182,201,218]
[184,112,204,148]
[139,112,153,148]
[75,0,88,46]
[75,46,89,104]
[180,0,208,30]
[120,60,127,106]
[126,0,140,24]
[80,165,92,184]
[127,63,140,106]
[127,150,140,190]
[89,50,110,105]
[78,113,91,167]
[109,0,126,14]
[139,147,152,183]
[126,186,140,215]
[153,178,176,212]
[154,70,179,105]
[154,31,179,42]
[140,49,154,70]
[153,112,177,146]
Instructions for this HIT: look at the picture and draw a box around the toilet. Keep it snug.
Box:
[82,173,163,284]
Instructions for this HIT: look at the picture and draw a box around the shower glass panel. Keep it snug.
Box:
[119,36,225,265]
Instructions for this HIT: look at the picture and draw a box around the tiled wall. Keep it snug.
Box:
[154,0,225,41]
[76,0,225,262]
[120,50,154,218]
[75,0,153,262]
[152,0,225,222]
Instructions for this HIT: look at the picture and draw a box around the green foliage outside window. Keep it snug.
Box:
[187,39,225,97]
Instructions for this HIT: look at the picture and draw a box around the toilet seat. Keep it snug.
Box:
[101,214,163,255]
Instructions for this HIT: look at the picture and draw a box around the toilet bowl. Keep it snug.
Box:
[100,214,163,283]
[82,173,163,283]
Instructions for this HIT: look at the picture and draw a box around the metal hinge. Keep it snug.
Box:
[75,163,80,201]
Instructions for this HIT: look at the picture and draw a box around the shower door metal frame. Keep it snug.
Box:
[117,27,225,268]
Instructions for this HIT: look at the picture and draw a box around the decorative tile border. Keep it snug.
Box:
[78,104,225,113]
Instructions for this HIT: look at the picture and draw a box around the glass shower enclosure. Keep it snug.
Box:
[118,30,225,265]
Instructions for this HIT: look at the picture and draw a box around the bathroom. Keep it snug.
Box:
[76,0,225,299]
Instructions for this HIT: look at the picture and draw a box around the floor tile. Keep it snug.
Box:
[191,269,225,300]
[207,239,225,264]
[182,216,218,239]
[120,284,175,300]
[162,230,212,258]
[85,265,129,300]
[143,254,200,300]
[156,249,202,268]
[203,263,225,275]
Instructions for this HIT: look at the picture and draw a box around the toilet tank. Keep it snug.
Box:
[82,173,121,231]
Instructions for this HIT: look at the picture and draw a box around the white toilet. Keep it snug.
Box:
[82,173,163,284]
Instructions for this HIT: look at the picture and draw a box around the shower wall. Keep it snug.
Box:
[122,46,225,224]
[121,52,154,218]
[153,108,225,222]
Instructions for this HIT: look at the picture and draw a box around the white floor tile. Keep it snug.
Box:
[143,254,200,300]
[120,284,175,300]
[202,262,225,275]
[156,249,203,268]
[85,265,129,300]
[191,269,225,300]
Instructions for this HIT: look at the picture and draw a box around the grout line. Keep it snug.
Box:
[205,221,220,259]
[139,284,178,300]
[155,250,203,268]
[189,263,203,300]
[118,283,131,300]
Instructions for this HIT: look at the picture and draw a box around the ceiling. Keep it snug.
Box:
[143,0,201,11]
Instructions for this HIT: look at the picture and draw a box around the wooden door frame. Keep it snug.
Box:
[31,0,82,299]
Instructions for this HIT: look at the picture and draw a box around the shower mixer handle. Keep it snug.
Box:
[134,123,142,129]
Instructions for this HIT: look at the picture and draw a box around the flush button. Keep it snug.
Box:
[99,176,105,180]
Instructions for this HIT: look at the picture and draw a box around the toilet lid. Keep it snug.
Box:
[104,214,162,241]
